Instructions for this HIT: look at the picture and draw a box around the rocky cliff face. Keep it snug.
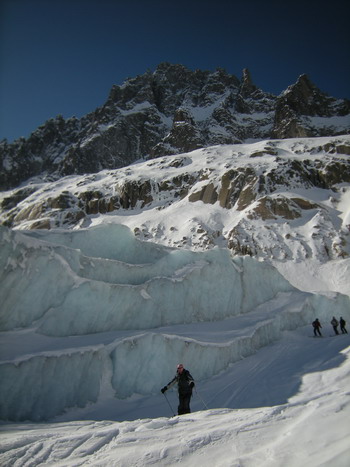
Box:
[1,63,349,191]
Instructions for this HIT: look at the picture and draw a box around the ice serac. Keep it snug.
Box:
[0,348,106,421]
[1,223,350,421]
[0,223,294,335]
[0,227,77,329]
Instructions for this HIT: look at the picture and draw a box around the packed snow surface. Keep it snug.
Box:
[0,328,350,466]
[1,136,350,466]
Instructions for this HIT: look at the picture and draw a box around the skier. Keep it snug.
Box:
[312,318,322,337]
[161,364,195,415]
[339,317,348,334]
[331,317,339,335]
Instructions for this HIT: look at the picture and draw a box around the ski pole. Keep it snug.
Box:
[195,388,209,410]
[163,392,176,417]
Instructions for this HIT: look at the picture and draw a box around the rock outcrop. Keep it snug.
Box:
[272,74,350,139]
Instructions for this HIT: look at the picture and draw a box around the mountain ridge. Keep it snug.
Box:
[1,63,349,191]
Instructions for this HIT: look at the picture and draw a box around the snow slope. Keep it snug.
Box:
[0,328,349,466]
[2,136,349,267]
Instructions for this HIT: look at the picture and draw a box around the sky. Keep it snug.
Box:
[0,0,349,142]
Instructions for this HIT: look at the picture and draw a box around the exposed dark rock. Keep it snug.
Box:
[188,183,218,204]
[1,187,38,210]
[272,74,350,139]
[29,219,52,230]
[151,108,203,157]
[239,68,259,98]
[247,196,303,220]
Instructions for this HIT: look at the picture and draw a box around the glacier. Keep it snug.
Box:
[0,222,349,423]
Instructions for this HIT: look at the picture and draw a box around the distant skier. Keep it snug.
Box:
[331,317,339,335]
[312,318,322,337]
[339,317,348,334]
[161,364,195,415]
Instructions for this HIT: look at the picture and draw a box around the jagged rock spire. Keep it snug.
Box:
[240,68,258,97]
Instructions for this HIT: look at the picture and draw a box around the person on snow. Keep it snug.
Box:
[161,364,195,415]
[339,317,348,334]
[312,318,322,337]
[331,317,339,335]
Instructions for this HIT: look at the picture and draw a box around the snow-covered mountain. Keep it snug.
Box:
[1,136,350,271]
[1,65,350,465]
[1,63,349,190]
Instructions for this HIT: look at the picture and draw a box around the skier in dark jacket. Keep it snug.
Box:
[340,317,348,334]
[161,364,195,415]
[312,318,322,337]
[331,317,339,335]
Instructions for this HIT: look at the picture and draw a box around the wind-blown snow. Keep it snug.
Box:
[1,136,350,466]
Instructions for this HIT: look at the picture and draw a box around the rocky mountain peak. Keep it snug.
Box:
[281,73,333,116]
[271,74,350,139]
[1,64,349,191]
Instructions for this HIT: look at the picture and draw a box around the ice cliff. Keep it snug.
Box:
[1,223,349,421]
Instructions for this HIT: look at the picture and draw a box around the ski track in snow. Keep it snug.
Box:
[1,327,350,466]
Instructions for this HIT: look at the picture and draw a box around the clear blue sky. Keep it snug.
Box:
[1,0,349,142]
